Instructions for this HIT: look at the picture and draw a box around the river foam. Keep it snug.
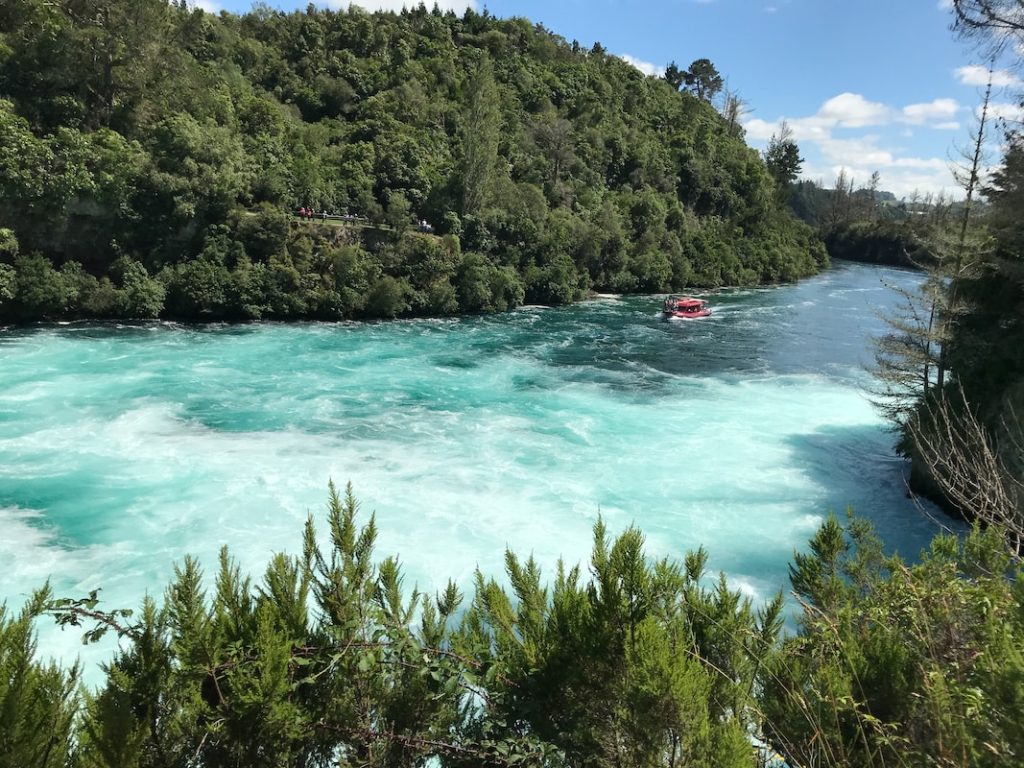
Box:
[0,262,954,674]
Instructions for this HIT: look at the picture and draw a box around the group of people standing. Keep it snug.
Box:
[296,207,328,220]
[293,208,434,231]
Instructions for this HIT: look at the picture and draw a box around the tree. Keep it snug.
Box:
[910,387,1024,550]
[11,254,68,318]
[0,264,14,310]
[114,257,165,318]
[933,64,997,389]
[872,66,1008,532]
[0,590,79,768]
[663,60,686,91]
[0,228,17,258]
[62,483,559,768]
[386,189,412,243]
[720,88,749,138]
[461,54,501,217]
[22,487,1024,768]
[684,58,723,101]
[460,517,780,768]
[919,113,1024,540]
[763,120,803,193]
[870,273,947,424]
[951,0,1024,55]
[865,170,881,221]
[763,514,1024,768]
[532,111,575,188]
[0,2,829,321]
[827,168,851,230]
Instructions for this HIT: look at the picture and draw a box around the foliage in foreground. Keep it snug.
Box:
[763,515,1024,768]
[4,488,1024,768]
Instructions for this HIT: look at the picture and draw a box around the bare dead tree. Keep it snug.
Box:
[908,387,1024,553]
[870,275,946,424]
[951,0,1024,57]
[719,87,750,138]
[866,171,881,222]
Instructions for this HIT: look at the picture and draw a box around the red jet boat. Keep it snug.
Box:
[662,296,711,319]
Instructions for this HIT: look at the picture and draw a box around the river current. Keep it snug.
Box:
[0,261,953,667]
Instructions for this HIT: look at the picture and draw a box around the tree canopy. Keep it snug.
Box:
[0,1,825,322]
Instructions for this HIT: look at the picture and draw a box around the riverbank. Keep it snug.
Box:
[0,210,830,325]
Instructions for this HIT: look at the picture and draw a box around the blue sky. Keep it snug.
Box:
[195,0,1023,198]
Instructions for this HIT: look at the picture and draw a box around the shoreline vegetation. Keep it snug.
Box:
[0,1,826,325]
[8,484,1024,768]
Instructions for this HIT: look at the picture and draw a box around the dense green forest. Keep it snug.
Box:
[0,0,826,323]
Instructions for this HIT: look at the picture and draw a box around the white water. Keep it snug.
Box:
[0,262,953,676]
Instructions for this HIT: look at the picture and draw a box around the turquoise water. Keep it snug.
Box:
[1,261,952,667]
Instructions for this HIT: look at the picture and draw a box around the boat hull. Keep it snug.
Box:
[663,309,711,319]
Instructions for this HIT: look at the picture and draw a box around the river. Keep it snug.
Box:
[0,260,953,669]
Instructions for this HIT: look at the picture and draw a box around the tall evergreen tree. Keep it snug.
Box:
[461,54,501,218]
[763,120,803,194]
[684,58,723,101]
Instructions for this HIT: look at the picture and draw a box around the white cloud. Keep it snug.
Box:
[955,64,1022,87]
[891,157,949,170]
[325,0,476,11]
[764,6,778,12]
[743,92,891,143]
[902,98,960,124]
[808,138,960,197]
[618,54,665,78]
[935,121,961,130]
[803,159,958,199]
[937,0,953,9]
[743,91,966,196]
[985,101,1024,123]
[182,0,221,11]
[742,119,778,141]
[818,135,894,167]
[817,92,893,127]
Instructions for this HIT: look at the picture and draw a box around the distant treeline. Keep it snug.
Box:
[7,485,1023,768]
[787,176,967,269]
[838,0,1024,547]
[0,1,825,323]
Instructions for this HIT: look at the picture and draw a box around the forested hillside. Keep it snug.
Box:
[0,0,825,322]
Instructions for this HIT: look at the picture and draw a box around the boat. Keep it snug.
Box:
[662,296,711,319]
